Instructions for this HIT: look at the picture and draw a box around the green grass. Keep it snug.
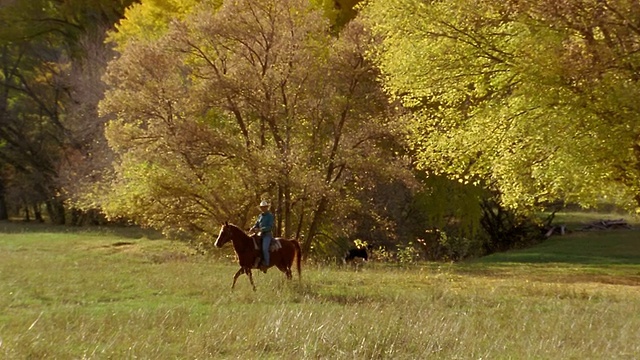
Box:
[478,230,640,264]
[1,220,640,359]
[547,210,640,229]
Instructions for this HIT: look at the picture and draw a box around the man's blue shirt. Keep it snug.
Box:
[254,211,274,234]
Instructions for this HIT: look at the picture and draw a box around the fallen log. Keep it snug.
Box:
[545,224,567,238]
[580,219,631,231]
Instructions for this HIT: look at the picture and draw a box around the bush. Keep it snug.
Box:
[480,199,544,254]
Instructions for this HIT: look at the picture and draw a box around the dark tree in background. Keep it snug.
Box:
[0,0,136,223]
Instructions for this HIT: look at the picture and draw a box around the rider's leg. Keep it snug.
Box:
[262,233,272,266]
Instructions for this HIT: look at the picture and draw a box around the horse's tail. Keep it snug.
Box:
[293,239,302,280]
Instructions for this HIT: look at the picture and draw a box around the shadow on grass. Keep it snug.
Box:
[476,229,640,265]
[0,220,164,240]
[478,252,640,265]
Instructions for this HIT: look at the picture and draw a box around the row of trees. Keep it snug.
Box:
[2,0,638,259]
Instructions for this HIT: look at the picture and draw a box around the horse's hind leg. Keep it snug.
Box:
[246,269,257,291]
[277,265,292,279]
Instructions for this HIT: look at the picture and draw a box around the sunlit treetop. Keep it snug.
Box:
[109,0,362,50]
[360,0,640,213]
[108,0,223,49]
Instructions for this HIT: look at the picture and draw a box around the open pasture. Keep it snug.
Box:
[1,220,639,359]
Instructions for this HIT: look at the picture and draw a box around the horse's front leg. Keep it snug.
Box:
[231,268,244,289]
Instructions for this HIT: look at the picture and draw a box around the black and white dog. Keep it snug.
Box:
[344,247,369,263]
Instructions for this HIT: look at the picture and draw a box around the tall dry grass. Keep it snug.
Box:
[1,222,639,359]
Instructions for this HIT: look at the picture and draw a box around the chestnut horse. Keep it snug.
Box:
[214,222,301,291]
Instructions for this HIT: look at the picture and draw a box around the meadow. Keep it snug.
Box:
[1,215,639,359]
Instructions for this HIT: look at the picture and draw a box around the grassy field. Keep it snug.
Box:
[1,216,639,359]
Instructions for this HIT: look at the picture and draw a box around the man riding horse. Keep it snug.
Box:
[250,200,274,272]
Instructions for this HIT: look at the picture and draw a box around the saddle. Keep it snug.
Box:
[250,234,282,251]
[250,234,282,268]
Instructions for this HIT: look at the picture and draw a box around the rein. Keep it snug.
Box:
[225,226,252,251]
[228,226,280,252]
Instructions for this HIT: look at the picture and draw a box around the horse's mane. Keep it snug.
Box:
[226,223,252,239]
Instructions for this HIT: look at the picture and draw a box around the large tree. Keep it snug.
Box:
[360,0,640,214]
[99,0,411,254]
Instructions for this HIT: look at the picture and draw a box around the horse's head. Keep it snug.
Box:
[214,222,234,248]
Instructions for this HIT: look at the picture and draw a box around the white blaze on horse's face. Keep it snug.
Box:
[214,225,228,248]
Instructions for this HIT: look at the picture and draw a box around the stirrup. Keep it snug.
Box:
[259,263,268,273]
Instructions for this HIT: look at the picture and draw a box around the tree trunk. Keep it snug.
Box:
[71,208,83,226]
[0,178,8,220]
[276,186,283,237]
[284,183,291,238]
[295,206,305,241]
[275,180,293,238]
[303,196,328,258]
[23,203,30,222]
[33,203,43,222]
[46,198,66,225]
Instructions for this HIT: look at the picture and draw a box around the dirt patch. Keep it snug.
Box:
[544,274,640,287]
[112,241,134,247]
[148,251,190,264]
